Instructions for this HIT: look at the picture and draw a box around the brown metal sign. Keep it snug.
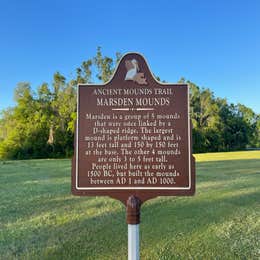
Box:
[72,53,195,205]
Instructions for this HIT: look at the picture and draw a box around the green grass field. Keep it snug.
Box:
[0,151,259,259]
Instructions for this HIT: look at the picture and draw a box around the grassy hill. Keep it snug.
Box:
[0,151,259,259]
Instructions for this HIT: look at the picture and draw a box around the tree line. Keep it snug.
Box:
[0,48,259,159]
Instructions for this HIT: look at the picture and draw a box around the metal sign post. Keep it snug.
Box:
[127,196,141,260]
[128,225,139,260]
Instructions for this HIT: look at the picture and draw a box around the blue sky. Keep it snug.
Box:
[0,0,259,113]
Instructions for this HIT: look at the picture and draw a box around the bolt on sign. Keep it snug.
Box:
[71,53,195,205]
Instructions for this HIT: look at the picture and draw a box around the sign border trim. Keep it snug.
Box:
[75,53,191,191]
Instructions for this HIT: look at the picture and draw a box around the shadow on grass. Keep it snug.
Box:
[1,158,259,259]
[2,200,126,259]
[2,189,259,259]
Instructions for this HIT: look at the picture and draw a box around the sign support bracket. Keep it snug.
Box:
[127,195,141,260]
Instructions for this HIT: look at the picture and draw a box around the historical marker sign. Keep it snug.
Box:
[72,53,195,204]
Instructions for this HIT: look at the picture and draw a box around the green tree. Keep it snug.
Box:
[1,49,259,159]
[0,47,121,159]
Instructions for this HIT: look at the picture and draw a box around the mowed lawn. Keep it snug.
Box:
[0,151,259,259]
